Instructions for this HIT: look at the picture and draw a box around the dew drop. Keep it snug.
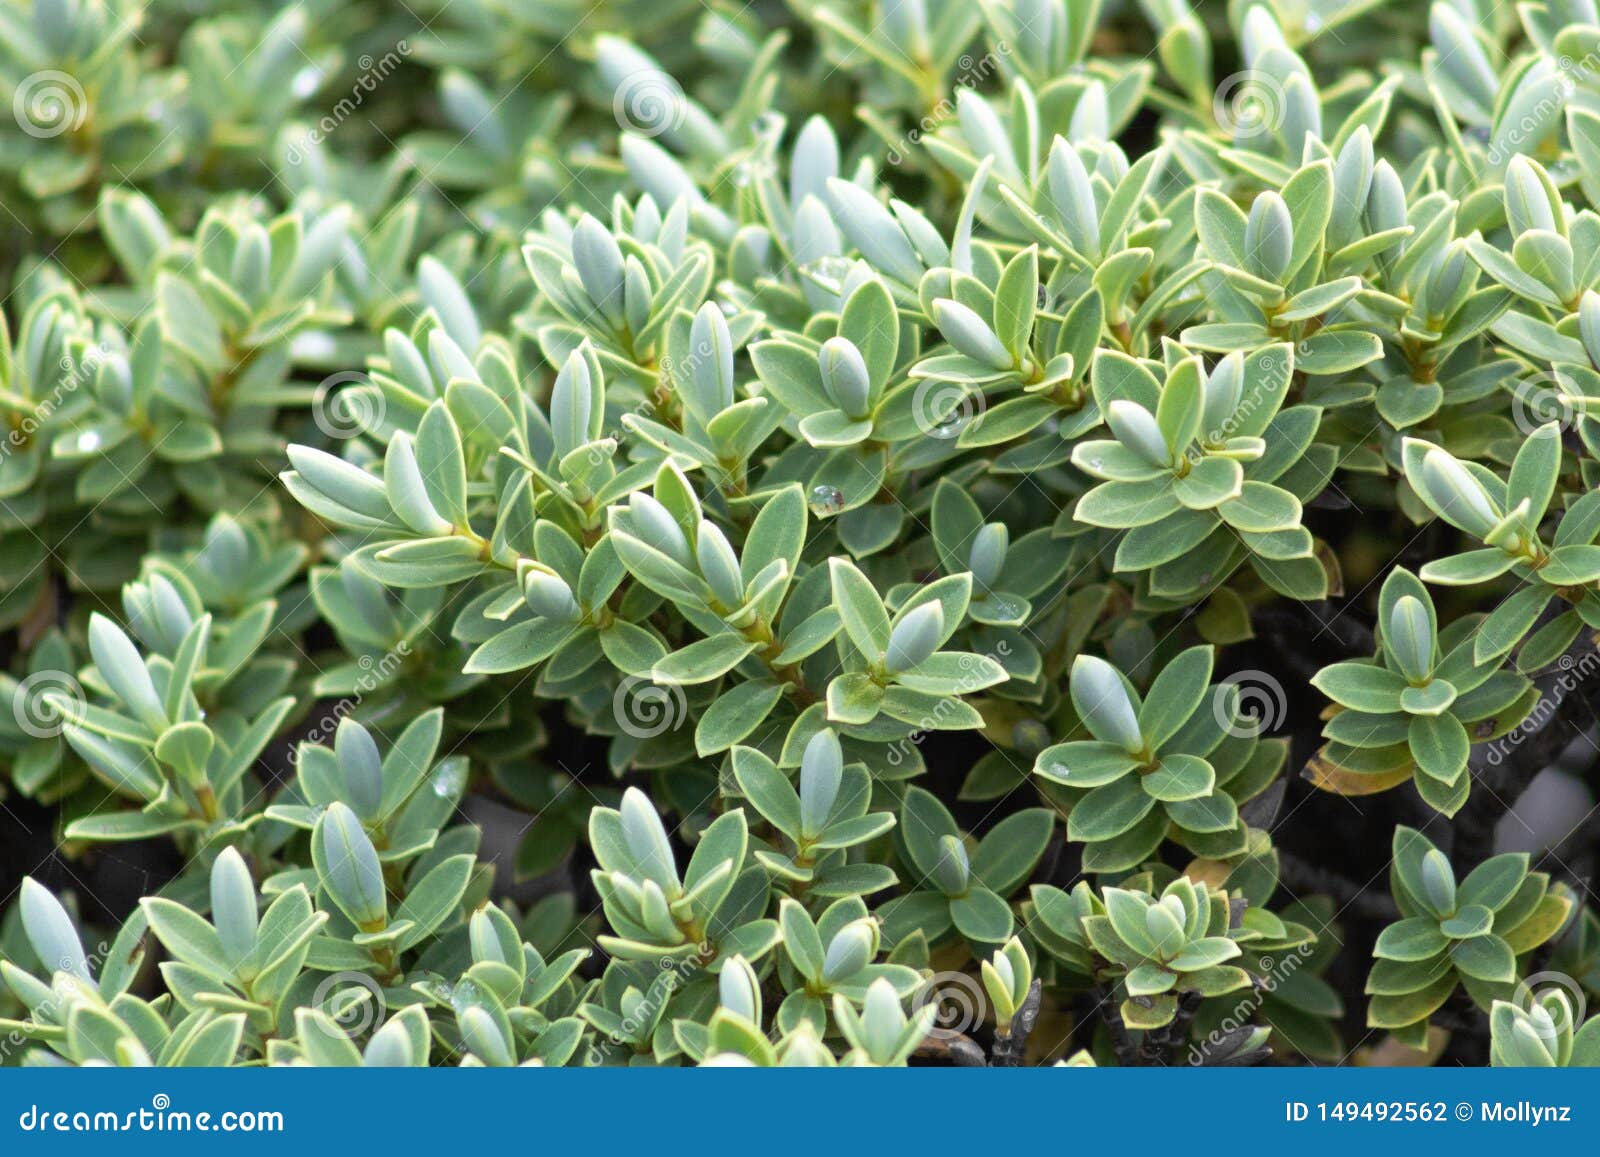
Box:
[291,67,324,100]
[804,256,852,287]
[808,484,845,516]
[432,761,467,798]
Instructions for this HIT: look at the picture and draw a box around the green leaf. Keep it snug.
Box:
[1420,549,1518,585]
[730,746,800,837]
[950,888,1014,943]
[19,880,91,981]
[1449,934,1517,983]
[1141,754,1215,802]
[1312,662,1408,712]
[1407,712,1469,783]
[651,634,759,686]
[1138,646,1213,749]
[1067,775,1157,842]
[1373,917,1448,962]
[395,854,474,951]
[1035,741,1140,789]
[141,898,233,977]
[993,246,1039,362]
[1071,655,1145,753]
[1173,456,1242,509]
[314,803,387,929]
[464,620,570,675]
[839,275,900,388]
[1475,587,1552,663]
[972,809,1053,896]
[899,787,961,878]
[779,899,825,979]
[828,558,890,658]
[1217,482,1301,533]
[696,681,786,755]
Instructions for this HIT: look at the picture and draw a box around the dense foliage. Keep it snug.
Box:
[3,0,1600,1068]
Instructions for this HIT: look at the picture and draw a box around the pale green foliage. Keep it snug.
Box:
[2,0,1600,1071]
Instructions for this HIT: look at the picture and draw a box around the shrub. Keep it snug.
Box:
[0,0,1598,1069]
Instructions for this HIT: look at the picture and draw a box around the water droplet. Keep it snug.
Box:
[808,485,845,516]
[293,331,337,361]
[75,430,102,453]
[432,761,467,798]
[804,256,852,288]
[291,67,324,100]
